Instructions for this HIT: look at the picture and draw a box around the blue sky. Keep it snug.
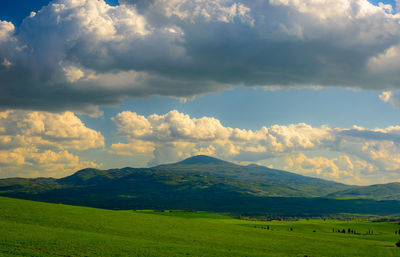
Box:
[1,0,400,185]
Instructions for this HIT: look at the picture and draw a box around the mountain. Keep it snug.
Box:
[175,155,229,165]
[1,155,400,216]
[153,155,350,197]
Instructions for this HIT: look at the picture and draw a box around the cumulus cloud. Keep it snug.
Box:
[379,90,400,109]
[0,148,100,178]
[0,110,104,178]
[0,21,14,42]
[1,0,400,112]
[285,151,400,185]
[111,110,333,164]
[0,110,104,150]
[110,110,400,183]
[284,153,356,180]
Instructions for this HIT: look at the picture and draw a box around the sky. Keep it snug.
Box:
[1,0,400,185]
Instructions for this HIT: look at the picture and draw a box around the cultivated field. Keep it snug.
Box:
[0,197,399,256]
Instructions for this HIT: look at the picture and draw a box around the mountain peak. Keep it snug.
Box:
[178,155,229,165]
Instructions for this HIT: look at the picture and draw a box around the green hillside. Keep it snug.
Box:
[2,155,400,216]
[0,155,350,199]
[1,196,400,257]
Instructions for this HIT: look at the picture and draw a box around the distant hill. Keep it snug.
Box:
[327,182,400,200]
[1,155,400,216]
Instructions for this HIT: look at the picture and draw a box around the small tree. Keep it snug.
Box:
[395,240,400,247]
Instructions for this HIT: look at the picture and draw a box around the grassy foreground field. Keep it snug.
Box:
[1,197,400,256]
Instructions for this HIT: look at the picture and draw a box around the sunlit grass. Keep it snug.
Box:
[1,197,400,256]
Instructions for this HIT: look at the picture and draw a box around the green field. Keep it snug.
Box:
[1,197,400,257]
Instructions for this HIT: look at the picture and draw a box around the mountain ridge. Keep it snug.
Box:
[1,155,400,216]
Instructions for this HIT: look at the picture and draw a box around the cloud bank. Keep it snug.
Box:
[1,0,400,112]
[111,110,400,184]
[0,110,104,178]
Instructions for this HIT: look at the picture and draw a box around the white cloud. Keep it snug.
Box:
[0,148,100,178]
[0,110,104,150]
[0,110,104,178]
[379,91,393,103]
[283,152,395,185]
[284,153,355,180]
[0,21,14,43]
[113,110,332,149]
[378,90,400,109]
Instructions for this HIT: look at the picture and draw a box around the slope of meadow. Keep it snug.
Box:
[1,197,400,257]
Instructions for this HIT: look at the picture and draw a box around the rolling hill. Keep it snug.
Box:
[1,155,400,216]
